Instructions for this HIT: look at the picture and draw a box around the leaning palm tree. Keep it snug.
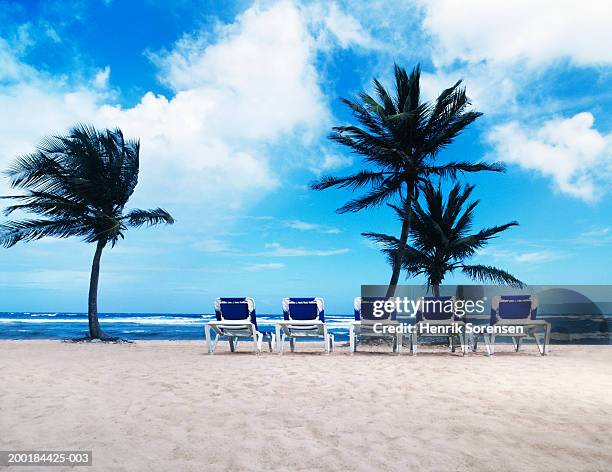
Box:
[0,125,174,340]
[363,182,523,296]
[311,64,504,296]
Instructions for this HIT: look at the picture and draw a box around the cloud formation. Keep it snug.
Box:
[257,242,349,257]
[420,0,612,67]
[0,1,372,218]
[284,219,341,234]
[488,112,612,201]
[243,262,285,271]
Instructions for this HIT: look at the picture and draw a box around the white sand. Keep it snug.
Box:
[1,341,611,471]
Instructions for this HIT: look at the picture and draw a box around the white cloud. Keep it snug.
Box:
[307,2,378,50]
[192,238,348,257]
[403,1,612,116]
[44,24,61,43]
[514,251,563,264]
[420,0,612,68]
[488,112,612,201]
[421,64,519,115]
[192,238,234,253]
[0,37,37,82]
[93,66,110,89]
[256,242,349,257]
[477,247,565,264]
[307,150,353,175]
[572,227,612,247]
[284,219,341,234]
[243,262,285,271]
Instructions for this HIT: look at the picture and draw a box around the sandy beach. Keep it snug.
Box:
[1,341,611,472]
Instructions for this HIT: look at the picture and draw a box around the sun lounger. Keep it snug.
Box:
[350,297,403,353]
[411,296,467,355]
[483,295,550,355]
[205,297,275,354]
[276,297,333,353]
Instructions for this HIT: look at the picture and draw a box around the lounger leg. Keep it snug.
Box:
[511,336,519,352]
[483,333,491,356]
[289,338,295,353]
[543,324,550,355]
[349,325,355,354]
[267,334,274,352]
[229,337,235,352]
[450,336,455,353]
[329,334,335,353]
[411,331,417,356]
[490,334,496,355]
[275,325,282,354]
[396,333,402,354]
[256,332,263,354]
[323,324,329,354]
[205,324,212,354]
[533,328,547,355]
[211,333,220,354]
[533,332,542,354]
[460,332,466,355]
[516,337,522,352]
[279,332,285,355]
[472,333,478,352]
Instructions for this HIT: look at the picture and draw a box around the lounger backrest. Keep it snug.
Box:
[416,296,456,322]
[214,297,257,329]
[490,295,538,324]
[282,297,324,322]
[354,296,397,321]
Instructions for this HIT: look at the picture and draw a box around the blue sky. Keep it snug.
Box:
[0,0,611,314]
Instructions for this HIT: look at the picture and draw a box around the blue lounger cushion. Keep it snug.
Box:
[216,297,258,329]
[283,297,325,322]
[416,296,456,322]
[491,295,537,324]
[355,297,397,321]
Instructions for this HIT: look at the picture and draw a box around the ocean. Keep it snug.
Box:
[0,311,610,343]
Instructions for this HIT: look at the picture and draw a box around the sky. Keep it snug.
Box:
[0,0,611,314]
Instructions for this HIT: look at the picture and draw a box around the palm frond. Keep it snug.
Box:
[362,231,399,247]
[310,170,392,191]
[124,208,175,227]
[336,183,397,213]
[426,161,505,179]
[0,219,88,247]
[2,191,91,218]
[460,264,524,287]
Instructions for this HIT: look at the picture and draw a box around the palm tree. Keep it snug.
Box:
[363,182,523,297]
[311,64,504,296]
[0,125,174,340]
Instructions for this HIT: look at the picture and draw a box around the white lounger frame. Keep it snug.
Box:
[276,298,334,354]
[205,298,275,354]
[350,297,403,354]
[479,295,550,356]
[411,297,467,355]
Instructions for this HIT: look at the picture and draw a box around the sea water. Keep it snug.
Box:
[0,311,610,343]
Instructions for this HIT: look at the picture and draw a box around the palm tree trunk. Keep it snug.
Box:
[432,284,440,297]
[88,239,107,339]
[386,189,414,297]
